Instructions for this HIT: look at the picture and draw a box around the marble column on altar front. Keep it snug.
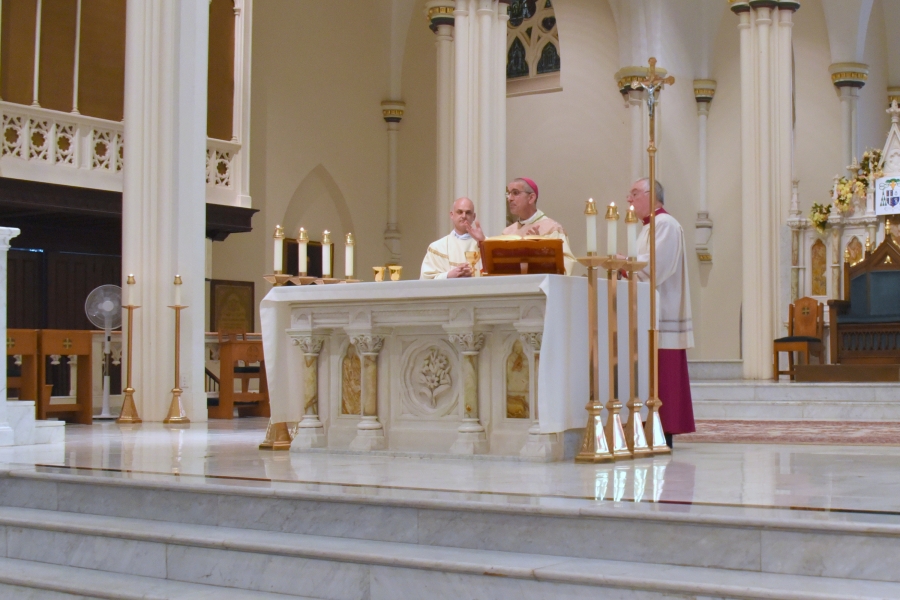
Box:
[448,331,487,454]
[292,335,325,449]
[427,1,455,237]
[0,227,20,446]
[382,102,405,265]
[122,0,209,420]
[732,0,798,379]
[518,331,557,458]
[349,334,386,451]
[830,64,868,169]
[694,81,715,264]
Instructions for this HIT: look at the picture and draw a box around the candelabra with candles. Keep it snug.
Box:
[163,275,190,426]
[116,274,142,424]
[264,225,360,287]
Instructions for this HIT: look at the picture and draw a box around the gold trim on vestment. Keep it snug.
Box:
[427,246,449,260]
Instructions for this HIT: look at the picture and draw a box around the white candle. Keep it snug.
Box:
[585,198,597,254]
[322,230,332,277]
[125,274,135,306]
[626,206,638,258]
[345,233,355,278]
[606,203,619,256]
[174,275,182,306]
[273,225,285,273]
[297,227,308,274]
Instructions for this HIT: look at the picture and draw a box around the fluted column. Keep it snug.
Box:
[293,336,325,449]
[0,227,20,446]
[123,0,209,420]
[449,331,487,454]
[694,80,715,263]
[830,64,868,169]
[453,0,470,203]
[493,1,509,229]
[615,67,652,182]
[382,102,405,265]
[427,1,455,237]
[349,334,386,451]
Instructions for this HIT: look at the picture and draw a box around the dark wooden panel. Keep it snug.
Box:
[208,0,235,141]
[46,252,120,330]
[78,0,126,121]
[0,0,38,105]
[7,249,44,329]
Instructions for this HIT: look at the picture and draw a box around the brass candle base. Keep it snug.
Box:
[644,329,670,455]
[259,421,293,450]
[117,304,142,424]
[163,388,190,426]
[622,259,651,457]
[264,274,293,286]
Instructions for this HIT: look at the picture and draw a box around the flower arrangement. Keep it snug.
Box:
[809,202,831,234]
[811,149,883,229]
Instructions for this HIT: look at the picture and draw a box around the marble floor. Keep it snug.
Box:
[3,417,900,525]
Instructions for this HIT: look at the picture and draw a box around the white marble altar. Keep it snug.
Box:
[261,276,651,460]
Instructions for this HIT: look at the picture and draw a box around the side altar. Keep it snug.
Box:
[260,275,651,461]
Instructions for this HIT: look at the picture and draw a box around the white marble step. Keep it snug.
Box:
[0,556,311,599]
[2,506,900,600]
[5,469,900,585]
[692,381,900,420]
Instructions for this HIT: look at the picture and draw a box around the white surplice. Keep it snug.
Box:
[634,210,694,349]
[420,231,481,279]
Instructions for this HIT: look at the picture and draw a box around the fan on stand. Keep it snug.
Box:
[85,284,123,420]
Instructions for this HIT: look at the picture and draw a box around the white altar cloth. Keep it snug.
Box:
[260,275,651,442]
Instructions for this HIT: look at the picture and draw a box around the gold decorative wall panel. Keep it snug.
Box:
[811,239,827,296]
[506,339,529,419]
[341,343,361,415]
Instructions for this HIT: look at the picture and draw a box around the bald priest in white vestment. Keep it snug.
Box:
[467,177,576,275]
[628,177,695,448]
[420,197,483,279]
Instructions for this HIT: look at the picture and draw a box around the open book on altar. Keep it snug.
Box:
[481,236,566,275]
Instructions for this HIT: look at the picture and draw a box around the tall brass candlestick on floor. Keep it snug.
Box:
[164,276,190,425]
[117,275,141,424]
[632,58,672,455]
[623,259,651,456]
[603,258,631,459]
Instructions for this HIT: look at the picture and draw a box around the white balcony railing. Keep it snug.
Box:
[0,101,244,206]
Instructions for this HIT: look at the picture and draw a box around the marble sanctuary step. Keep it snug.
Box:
[692,380,900,420]
[2,469,900,599]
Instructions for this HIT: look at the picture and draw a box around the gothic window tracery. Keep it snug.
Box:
[506,0,560,82]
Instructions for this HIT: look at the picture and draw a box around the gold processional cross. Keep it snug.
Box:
[630,57,675,140]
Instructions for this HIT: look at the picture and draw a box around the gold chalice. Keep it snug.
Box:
[388,265,403,281]
[465,250,481,277]
[373,266,386,282]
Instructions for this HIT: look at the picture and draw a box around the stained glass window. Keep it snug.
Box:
[506,0,560,82]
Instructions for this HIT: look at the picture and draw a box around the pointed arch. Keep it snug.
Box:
[281,164,355,243]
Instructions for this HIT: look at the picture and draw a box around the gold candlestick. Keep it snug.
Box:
[622,259,651,457]
[164,276,190,426]
[603,257,631,459]
[632,57,673,455]
[117,276,141,424]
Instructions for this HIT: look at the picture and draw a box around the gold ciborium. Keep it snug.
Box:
[388,265,403,281]
[465,250,481,277]
[373,266,386,282]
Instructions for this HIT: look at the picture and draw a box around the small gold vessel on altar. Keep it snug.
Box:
[373,266,386,282]
[388,265,403,281]
[465,250,481,277]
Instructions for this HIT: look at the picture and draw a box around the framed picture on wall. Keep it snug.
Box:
[209,279,255,333]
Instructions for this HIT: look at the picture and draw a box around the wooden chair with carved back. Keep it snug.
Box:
[773,297,824,380]
[209,330,270,419]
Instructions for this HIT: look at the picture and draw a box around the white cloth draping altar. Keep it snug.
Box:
[260,275,651,458]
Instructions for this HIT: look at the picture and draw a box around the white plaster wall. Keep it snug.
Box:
[859,0,889,156]
[213,0,392,325]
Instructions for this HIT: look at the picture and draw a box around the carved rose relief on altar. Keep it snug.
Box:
[400,339,458,417]
[506,340,529,419]
[341,344,361,415]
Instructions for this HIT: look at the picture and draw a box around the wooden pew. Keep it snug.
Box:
[39,330,93,424]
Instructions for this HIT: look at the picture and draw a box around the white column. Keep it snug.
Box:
[0,227,20,446]
[448,331,487,454]
[122,0,209,421]
[629,91,643,182]
[694,81,715,263]
[348,334,386,451]
[31,0,42,106]
[232,0,252,207]
[494,1,508,231]
[477,0,493,237]
[427,1,455,237]
[830,64,868,170]
[71,0,82,114]
[382,102,405,264]
[453,0,470,202]
[756,6,774,370]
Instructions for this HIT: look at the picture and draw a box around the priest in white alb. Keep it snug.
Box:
[420,197,482,279]
[628,178,695,448]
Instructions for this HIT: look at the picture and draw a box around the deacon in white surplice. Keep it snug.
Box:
[420,197,483,279]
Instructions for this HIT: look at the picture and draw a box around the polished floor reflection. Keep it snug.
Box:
[4,417,900,524]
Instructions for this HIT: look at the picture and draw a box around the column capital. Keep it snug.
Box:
[830,62,868,89]
[426,0,455,31]
[0,227,20,251]
[729,0,750,14]
[693,79,716,105]
[352,334,384,355]
[293,335,324,355]
[615,65,668,96]
[381,100,405,123]
[889,87,900,108]
[449,331,486,355]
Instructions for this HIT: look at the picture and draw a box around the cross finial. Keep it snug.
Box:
[62,338,73,350]
[888,99,900,125]
[631,57,675,119]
